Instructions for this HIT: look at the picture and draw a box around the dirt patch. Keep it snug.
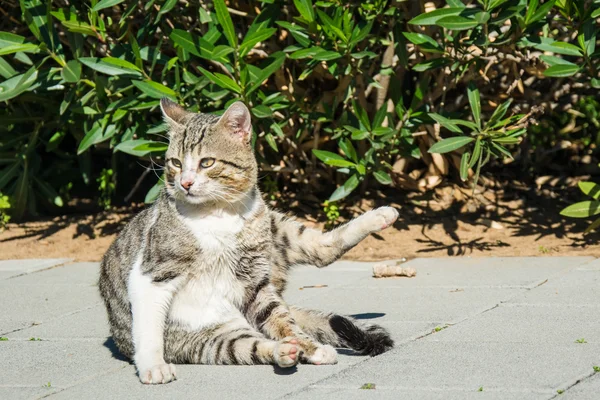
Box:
[1,183,599,262]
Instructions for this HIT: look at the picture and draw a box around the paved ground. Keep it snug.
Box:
[1,256,599,400]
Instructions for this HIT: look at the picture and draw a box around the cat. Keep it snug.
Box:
[99,98,398,384]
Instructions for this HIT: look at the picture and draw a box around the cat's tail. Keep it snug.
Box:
[289,306,394,356]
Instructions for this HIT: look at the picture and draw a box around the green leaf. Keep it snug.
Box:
[34,178,63,207]
[402,32,443,53]
[197,66,241,94]
[469,137,481,169]
[412,58,450,71]
[0,58,17,79]
[339,138,357,162]
[467,82,481,128]
[490,141,513,159]
[543,64,579,77]
[428,136,475,154]
[429,113,463,133]
[145,179,164,203]
[436,16,478,30]
[526,0,555,25]
[251,105,272,119]
[294,0,315,22]
[61,59,81,83]
[312,150,356,168]
[0,44,39,56]
[584,217,600,234]
[539,55,576,67]
[372,127,395,136]
[102,57,142,72]
[578,181,600,200]
[0,67,38,102]
[491,136,520,144]
[92,0,126,11]
[214,0,238,48]
[352,100,371,131]
[487,99,512,127]
[373,170,392,185]
[264,133,278,152]
[77,124,104,154]
[79,57,142,77]
[290,47,325,59]
[534,41,582,56]
[240,28,276,56]
[329,174,359,201]
[133,141,169,153]
[408,7,465,25]
[313,51,342,61]
[560,201,600,218]
[61,20,97,36]
[247,52,285,95]
[460,152,470,181]
[0,32,26,47]
[170,29,202,57]
[114,139,158,157]
[132,80,177,100]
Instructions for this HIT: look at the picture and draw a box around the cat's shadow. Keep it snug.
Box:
[103,337,131,363]
[350,312,385,320]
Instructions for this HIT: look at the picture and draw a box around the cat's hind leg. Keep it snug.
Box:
[163,319,300,368]
[270,206,399,268]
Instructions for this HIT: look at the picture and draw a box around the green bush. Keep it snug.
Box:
[1,0,599,220]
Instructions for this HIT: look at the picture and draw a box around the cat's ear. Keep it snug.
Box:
[217,101,252,142]
[160,98,189,126]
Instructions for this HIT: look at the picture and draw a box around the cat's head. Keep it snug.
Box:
[160,99,258,205]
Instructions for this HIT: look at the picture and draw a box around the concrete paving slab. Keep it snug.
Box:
[308,341,600,394]
[0,386,58,400]
[285,386,550,400]
[423,303,600,344]
[561,373,600,399]
[293,286,524,324]
[575,258,600,271]
[6,262,100,286]
[46,355,368,400]
[0,259,71,280]
[505,269,600,307]
[2,257,598,399]
[373,257,594,288]
[0,340,128,398]
[0,283,102,334]
[5,304,109,340]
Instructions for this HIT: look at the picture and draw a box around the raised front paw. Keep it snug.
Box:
[363,206,399,232]
[302,344,338,365]
[138,363,177,384]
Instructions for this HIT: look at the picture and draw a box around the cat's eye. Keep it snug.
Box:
[171,158,182,168]
[200,158,215,168]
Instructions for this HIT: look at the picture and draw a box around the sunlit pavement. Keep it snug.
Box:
[1,256,599,399]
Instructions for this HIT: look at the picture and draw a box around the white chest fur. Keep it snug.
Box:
[168,211,246,329]
[168,198,258,330]
[168,271,245,330]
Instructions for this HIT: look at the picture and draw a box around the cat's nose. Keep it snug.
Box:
[181,179,194,190]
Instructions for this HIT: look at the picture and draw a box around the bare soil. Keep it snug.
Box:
[1,181,599,262]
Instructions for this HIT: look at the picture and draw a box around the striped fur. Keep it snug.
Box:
[99,100,397,384]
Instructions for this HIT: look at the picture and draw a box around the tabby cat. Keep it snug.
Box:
[99,99,398,384]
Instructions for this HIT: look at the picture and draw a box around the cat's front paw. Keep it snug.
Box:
[364,206,399,232]
[138,363,177,384]
[302,344,338,365]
